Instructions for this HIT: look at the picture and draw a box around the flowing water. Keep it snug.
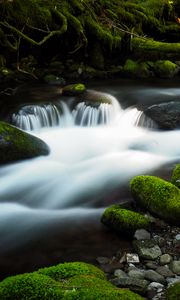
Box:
[0,79,180,277]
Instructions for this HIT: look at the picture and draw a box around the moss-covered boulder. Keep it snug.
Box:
[58,274,144,300]
[171,164,180,189]
[62,83,86,96]
[0,273,63,300]
[123,59,152,78]
[101,205,150,236]
[0,121,49,164]
[37,261,106,281]
[130,175,180,225]
[166,282,180,300]
[78,90,113,105]
[153,60,179,78]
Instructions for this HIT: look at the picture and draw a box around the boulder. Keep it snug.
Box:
[171,164,180,189]
[101,205,150,236]
[77,89,113,105]
[62,83,86,96]
[130,175,180,225]
[153,60,179,78]
[0,122,49,164]
[144,101,180,130]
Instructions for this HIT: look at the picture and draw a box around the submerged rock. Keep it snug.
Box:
[101,205,150,236]
[130,175,180,225]
[0,121,49,164]
[144,101,180,130]
[77,89,113,104]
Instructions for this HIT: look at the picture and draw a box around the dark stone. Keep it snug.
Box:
[144,101,180,130]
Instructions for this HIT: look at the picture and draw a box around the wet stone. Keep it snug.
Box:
[133,239,162,260]
[159,254,172,265]
[134,229,151,240]
[96,256,109,264]
[169,260,180,275]
[156,266,175,278]
[114,269,128,278]
[111,277,149,294]
[146,262,158,270]
[144,269,165,283]
[128,269,145,279]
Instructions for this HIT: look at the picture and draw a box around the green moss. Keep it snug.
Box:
[0,121,49,164]
[0,273,63,300]
[166,282,180,300]
[37,262,105,281]
[153,60,178,78]
[171,164,180,189]
[130,175,180,225]
[101,205,150,236]
[123,59,152,78]
[60,274,144,299]
[62,83,86,96]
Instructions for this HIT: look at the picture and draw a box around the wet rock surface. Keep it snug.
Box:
[96,220,180,299]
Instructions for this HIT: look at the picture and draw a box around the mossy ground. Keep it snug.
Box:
[130,175,180,225]
[0,262,144,300]
[171,164,180,189]
[166,282,180,300]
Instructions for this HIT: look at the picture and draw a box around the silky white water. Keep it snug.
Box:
[0,91,180,253]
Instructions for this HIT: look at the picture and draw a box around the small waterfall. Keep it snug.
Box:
[12,102,73,131]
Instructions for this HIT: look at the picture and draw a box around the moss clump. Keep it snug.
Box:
[166,282,180,300]
[101,205,150,236]
[60,274,144,299]
[0,121,49,164]
[62,83,86,96]
[123,59,152,78]
[171,164,180,189]
[130,175,180,225]
[0,273,63,300]
[37,262,105,281]
[154,60,178,78]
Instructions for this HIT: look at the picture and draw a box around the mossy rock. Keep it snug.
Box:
[101,205,150,236]
[0,122,49,164]
[0,273,63,300]
[77,90,113,104]
[123,59,152,78]
[166,282,180,300]
[130,175,180,225]
[43,74,66,85]
[62,83,86,96]
[37,262,105,281]
[171,164,180,189]
[60,275,144,299]
[153,60,179,78]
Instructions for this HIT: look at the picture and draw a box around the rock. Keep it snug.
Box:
[96,257,109,264]
[134,229,151,240]
[78,89,114,104]
[114,269,128,278]
[133,239,162,260]
[170,261,180,275]
[175,234,180,241]
[130,175,180,225]
[111,277,149,294]
[144,101,180,130]
[126,253,140,264]
[160,254,173,265]
[146,262,158,270]
[153,60,179,78]
[62,83,86,96]
[0,121,49,164]
[166,281,180,300]
[43,74,66,85]
[148,282,164,291]
[128,269,145,279]
[167,277,180,286]
[171,164,180,189]
[101,205,150,236]
[144,270,165,283]
[156,266,174,278]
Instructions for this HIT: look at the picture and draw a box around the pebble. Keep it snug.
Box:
[134,229,151,240]
[159,254,172,265]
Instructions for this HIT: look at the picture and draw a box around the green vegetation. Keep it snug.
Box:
[37,261,106,280]
[0,121,49,164]
[1,0,180,78]
[166,282,180,300]
[101,205,150,236]
[0,273,63,300]
[130,175,180,225]
[62,83,86,96]
[171,164,180,189]
[0,262,144,300]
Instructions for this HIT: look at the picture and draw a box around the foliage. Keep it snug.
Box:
[166,282,180,300]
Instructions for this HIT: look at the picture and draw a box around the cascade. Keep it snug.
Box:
[0,88,179,257]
